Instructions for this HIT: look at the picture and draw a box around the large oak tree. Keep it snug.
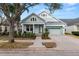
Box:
[0,3,62,43]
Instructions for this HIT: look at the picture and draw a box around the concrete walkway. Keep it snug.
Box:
[29,36,45,47]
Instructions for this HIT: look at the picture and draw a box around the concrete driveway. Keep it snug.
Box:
[50,35,79,50]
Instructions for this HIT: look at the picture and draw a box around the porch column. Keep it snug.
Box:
[43,24,46,33]
[29,25,30,32]
[39,25,40,33]
[33,24,34,33]
[42,25,43,33]
[22,24,24,34]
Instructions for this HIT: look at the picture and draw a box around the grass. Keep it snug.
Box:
[0,42,33,49]
[42,36,50,40]
[42,42,56,48]
[15,38,35,40]
[65,33,79,39]
[71,35,79,39]
[65,33,71,35]
[0,36,9,40]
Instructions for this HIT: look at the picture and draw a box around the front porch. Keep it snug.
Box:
[22,24,44,35]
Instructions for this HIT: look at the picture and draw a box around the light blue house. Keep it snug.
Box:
[21,11,66,36]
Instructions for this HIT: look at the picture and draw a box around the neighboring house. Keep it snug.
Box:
[0,17,21,33]
[0,17,9,33]
[21,11,66,36]
[65,23,79,34]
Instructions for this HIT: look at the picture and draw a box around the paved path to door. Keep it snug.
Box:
[29,36,45,47]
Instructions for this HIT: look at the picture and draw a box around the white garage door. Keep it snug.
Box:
[48,29,63,36]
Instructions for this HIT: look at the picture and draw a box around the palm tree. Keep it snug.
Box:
[45,3,62,13]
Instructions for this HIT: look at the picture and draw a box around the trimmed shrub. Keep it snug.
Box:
[18,31,22,37]
[22,32,36,39]
[5,32,9,35]
[31,33,36,39]
[65,33,71,35]
[42,28,50,39]
[22,31,27,38]
[72,31,79,36]
[1,31,9,36]
[42,42,56,48]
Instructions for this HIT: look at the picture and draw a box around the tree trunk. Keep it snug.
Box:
[9,22,15,43]
[16,16,20,35]
[16,23,19,35]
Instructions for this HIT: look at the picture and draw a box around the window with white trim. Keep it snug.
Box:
[31,17,36,21]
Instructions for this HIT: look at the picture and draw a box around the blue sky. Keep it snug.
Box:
[21,3,79,20]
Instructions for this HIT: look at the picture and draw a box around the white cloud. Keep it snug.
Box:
[67,3,76,6]
[65,7,76,11]
[65,3,77,7]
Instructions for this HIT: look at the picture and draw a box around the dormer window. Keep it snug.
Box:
[31,17,36,21]
[41,13,47,17]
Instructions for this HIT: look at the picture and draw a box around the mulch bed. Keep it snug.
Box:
[0,42,33,49]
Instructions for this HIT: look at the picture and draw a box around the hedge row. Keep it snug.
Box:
[72,31,79,36]
[14,31,36,39]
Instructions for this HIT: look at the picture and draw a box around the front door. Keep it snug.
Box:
[34,25,43,34]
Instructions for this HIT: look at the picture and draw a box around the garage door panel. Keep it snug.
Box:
[46,26,63,36]
[48,29,62,36]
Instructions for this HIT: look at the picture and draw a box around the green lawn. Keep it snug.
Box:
[65,34,79,39]
[71,35,79,39]
[65,33,79,39]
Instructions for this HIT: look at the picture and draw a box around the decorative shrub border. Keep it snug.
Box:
[14,31,36,39]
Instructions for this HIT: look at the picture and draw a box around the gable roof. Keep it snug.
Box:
[21,13,45,23]
[21,11,66,25]
[39,11,66,25]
